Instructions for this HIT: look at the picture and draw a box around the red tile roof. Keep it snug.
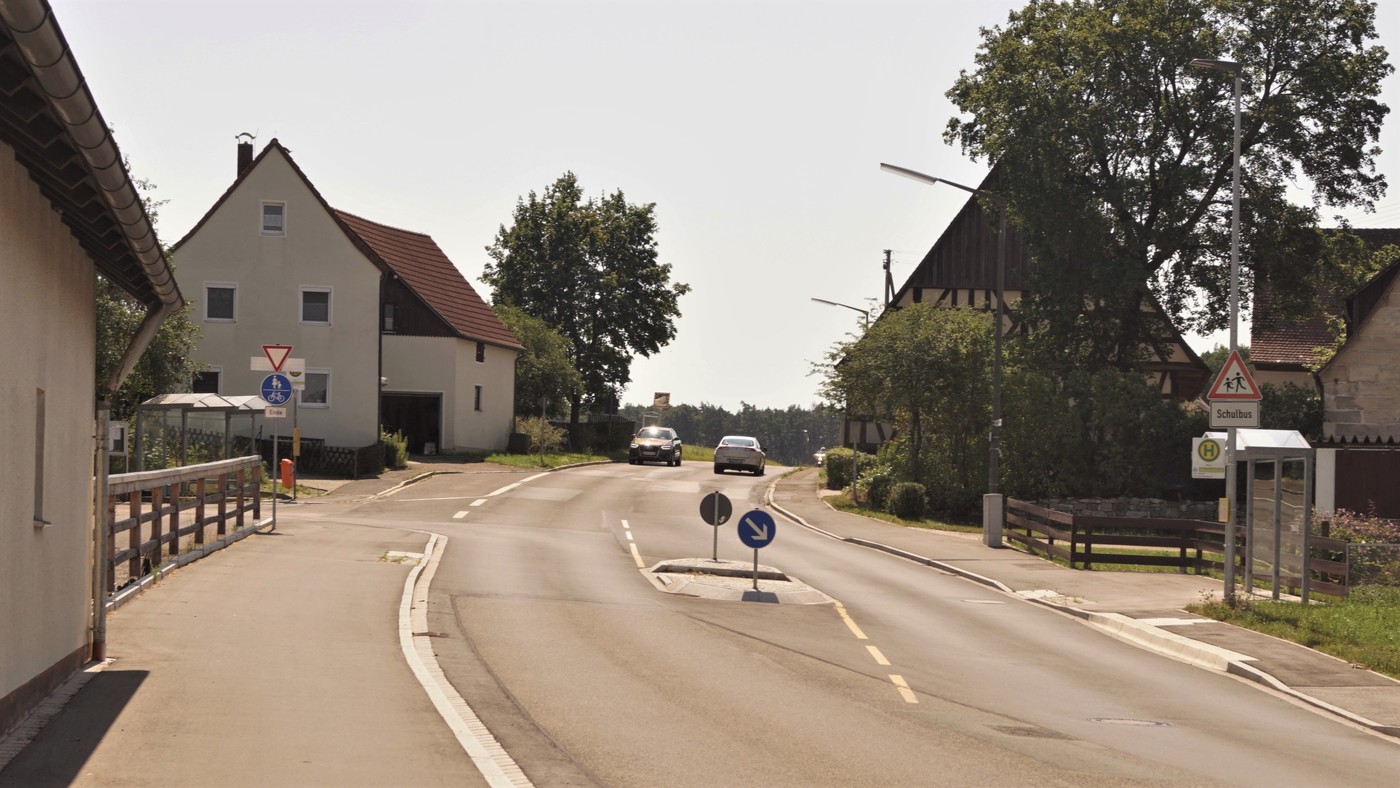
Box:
[336,211,522,351]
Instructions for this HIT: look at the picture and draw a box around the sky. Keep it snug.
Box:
[55,0,1400,412]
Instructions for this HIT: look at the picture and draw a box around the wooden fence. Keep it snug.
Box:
[104,455,265,603]
[1006,498,1352,598]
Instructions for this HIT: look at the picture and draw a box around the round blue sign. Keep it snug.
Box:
[261,373,292,406]
[737,509,776,549]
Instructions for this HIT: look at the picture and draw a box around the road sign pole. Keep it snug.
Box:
[712,491,720,561]
[753,548,759,590]
[271,417,278,531]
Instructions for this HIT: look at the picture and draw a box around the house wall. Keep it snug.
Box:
[1322,286,1400,443]
[381,336,517,452]
[1256,367,1316,391]
[175,150,382,448]
[0,145,97,725]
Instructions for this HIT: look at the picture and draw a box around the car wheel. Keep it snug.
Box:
[756,464,765,476]
[713,464,723,474]
[629,458,637,465]
[675,454,682,466]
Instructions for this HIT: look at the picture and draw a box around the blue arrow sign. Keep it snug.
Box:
[737,509,776,549]
[261,373,292,406]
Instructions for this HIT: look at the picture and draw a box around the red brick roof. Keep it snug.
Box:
[336,211,522,351]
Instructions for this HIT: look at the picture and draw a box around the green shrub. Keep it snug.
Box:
[824,447,854,490]
[864,474,894,511]
[381,429,409,469]
[888,482,927,519]
[516,416,568,455]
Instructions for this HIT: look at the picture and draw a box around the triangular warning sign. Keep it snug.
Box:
[1206,350,1262,401]
[263,344,293,372]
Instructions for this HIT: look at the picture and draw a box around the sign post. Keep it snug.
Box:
[699,491,732,561]
[1204,350,1262,601]
[261,372,292,531]
[737,509,777,590]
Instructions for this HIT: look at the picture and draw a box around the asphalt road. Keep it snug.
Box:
[322,461,1400,787]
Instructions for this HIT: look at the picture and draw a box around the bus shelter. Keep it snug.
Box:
[133,393,268,471]
[1206,429,1315,601]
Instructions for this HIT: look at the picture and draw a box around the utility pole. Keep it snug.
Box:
[883,249,894,308]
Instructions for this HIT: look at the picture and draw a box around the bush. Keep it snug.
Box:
[864,474,894,511]
[888,482,927,519]
[824,447,854,490]
[381,429,409,469]
[516,416,567,454]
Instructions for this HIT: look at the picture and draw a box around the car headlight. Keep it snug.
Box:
[630,442,638,449]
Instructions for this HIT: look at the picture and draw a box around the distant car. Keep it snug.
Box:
[813,447,826,467]
[630,426,683,466]
[714,435,766,475]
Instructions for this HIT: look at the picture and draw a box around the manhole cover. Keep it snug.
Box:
[1089,718,1171,727]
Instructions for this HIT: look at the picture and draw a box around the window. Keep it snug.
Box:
[205,283,236,322]
[475,341,485,363]
[383,303,396,332]
[193,369,221,394]
[33,388,46,526]
[474,385,483,411]
[301,371,330,407]
[300,287,331,325]
[262,202,285,236]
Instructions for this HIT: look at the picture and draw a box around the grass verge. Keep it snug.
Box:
[484,451,616,469]
[824,491,981,534]
[1189,586,1400,680]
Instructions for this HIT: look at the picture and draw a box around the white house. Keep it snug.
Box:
[171,139,521,455]
[1,0,182,738]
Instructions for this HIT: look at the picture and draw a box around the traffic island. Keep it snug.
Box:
[642,558,834,605]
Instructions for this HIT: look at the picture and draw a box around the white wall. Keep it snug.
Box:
[0,143,98,704]
[174,149,382,448]
[382,335,517,452]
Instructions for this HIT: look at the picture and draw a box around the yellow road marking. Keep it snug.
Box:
[866,645,890,666]
[835,603,868,640]
[889,674,919,704]
[629,543,645,568]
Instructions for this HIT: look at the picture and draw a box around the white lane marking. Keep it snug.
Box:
[866,645,891,666]
[398,496,479,502]
[486,473,548,497]
[452,511,468,520]
[621,519,630,529]
[626,532,634,541]
[835,603,868,640]
[399,534,533,786]
[470,499,487,507]
[889,675,919,704]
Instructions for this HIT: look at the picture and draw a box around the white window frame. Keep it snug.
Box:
[300,286,333,326]
[300,369,331,408]
[261,201,286,236]
[204,282,238,323]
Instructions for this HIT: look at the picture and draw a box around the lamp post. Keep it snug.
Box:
[1189,57,1243,605]
[811,296,872,505]
[879,163,1007,496]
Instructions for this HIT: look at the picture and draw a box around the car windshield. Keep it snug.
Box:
[721,437,755,448]
[638,428,674,439]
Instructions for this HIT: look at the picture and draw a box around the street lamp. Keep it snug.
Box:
[880,163,1007,497]
[811,296,872,505]
[810,297,870,328]
[1189,56,1243,604]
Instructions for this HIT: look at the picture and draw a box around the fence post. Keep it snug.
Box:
[217,472,228,537]
[253,464,262,520]
[106,493,117,593]
[235,469,246,529]
[1069,516,1078,570]
[167,480,180,559]
[128,491,140,583]
[195,478,206,547]
[1081,516,1092,570]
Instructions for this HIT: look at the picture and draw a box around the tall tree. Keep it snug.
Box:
[484,173,690,425]
[945,0,1391,373]
[495,305,582,420]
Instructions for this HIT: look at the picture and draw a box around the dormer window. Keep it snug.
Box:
[262,202,285,236]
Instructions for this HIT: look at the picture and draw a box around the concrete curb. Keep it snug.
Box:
[764,476,1400,739]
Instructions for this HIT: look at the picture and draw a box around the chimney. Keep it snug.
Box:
[236,135,254,176]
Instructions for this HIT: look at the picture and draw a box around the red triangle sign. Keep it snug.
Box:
[1206,350,1262,401]
[263,344,293,372]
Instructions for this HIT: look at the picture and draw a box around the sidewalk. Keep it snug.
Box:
[768,468,1400,739]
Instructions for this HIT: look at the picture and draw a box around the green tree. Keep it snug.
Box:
[484,173,690,425]
[96,171,202,421]
[496,305,582,420]
[945,0,1391,374]
[818,304,992,499]
[1199,343,1250,380]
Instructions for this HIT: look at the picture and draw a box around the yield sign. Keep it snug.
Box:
[1206,350,1262,401]
[263,344,293,372]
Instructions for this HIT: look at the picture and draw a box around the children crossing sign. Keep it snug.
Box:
[1207,350,1261,427]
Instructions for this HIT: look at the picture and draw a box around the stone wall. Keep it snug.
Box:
[1035,497,1218,522]
[1324,282,1400,442]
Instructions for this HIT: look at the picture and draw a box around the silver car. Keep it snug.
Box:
[714,435,765,475]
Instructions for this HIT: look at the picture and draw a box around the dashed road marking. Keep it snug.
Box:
[452,511,468,520]
[471,499,487,507]
[835,603,868,640]
[889,674,919,704]
[629,543,645,568]
[866,645,890,666]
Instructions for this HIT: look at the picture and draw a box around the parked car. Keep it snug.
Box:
[714,435,765,475]
[630,426,683,466]
[813,446,826,467]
